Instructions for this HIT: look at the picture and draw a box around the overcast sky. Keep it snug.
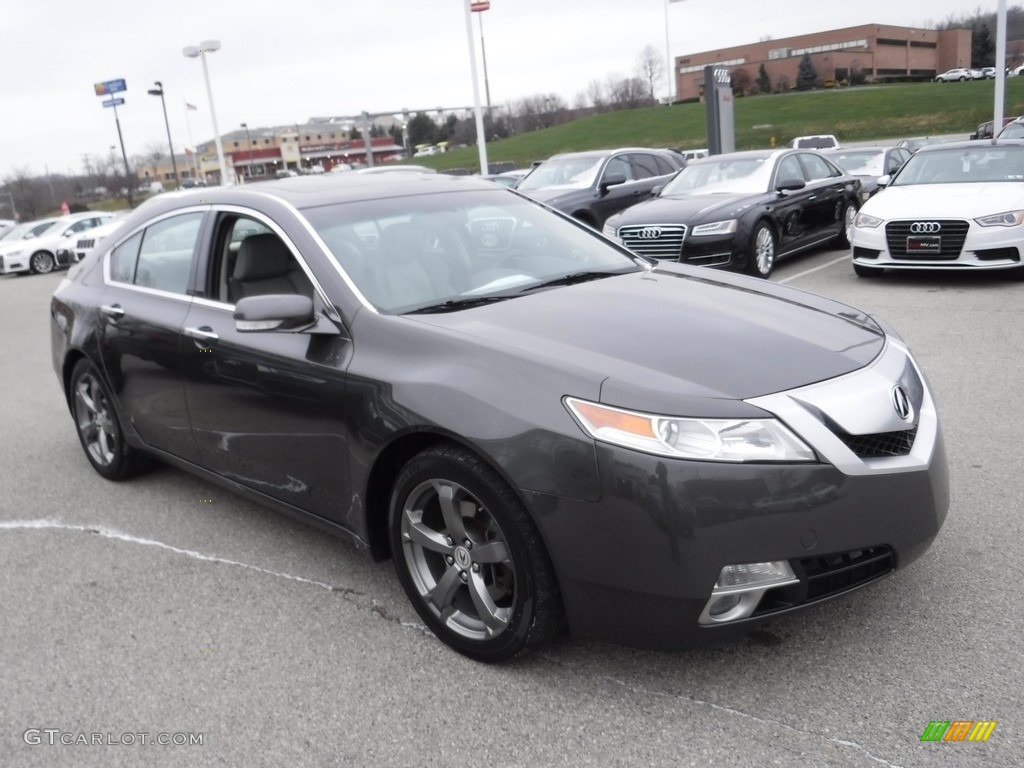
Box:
[3,0,993,177]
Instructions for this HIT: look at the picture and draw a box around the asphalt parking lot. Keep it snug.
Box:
[1,250,1021,767]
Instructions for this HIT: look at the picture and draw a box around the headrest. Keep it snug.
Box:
[234,234,293,280]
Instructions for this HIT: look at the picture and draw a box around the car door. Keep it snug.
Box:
[770,154,818,253]
[96,208,207,461]
[796,151,847,241]
[179,209,355,524]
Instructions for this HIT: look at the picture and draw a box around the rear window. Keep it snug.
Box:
[794,137,839,149]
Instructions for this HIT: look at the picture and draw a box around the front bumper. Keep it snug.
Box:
[852,217,1023,271]
[527,339,949,649]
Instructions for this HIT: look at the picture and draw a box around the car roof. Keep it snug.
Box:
[913,138,1024,153]
[687,149,784,163]
[546,147,678,160]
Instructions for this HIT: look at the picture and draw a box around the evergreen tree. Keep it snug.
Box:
[972,23,994,67]
[756,63,771,94]
[796,54,818,91]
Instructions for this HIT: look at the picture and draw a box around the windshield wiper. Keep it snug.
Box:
[405,295,517,314]
[520,269,635,292]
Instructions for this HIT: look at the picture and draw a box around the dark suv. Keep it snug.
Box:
[515,148,685,228]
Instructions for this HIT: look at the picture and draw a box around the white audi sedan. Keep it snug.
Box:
[850,140,1024,278]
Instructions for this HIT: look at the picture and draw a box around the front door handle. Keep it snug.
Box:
[100,304,124,319]
[184,326,219,342]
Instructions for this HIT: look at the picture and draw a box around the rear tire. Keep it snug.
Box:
[853,263,883,278]
[69,359,152,480]
[833,202,858,248]
[389,445,563,661]
[30,251,55,274]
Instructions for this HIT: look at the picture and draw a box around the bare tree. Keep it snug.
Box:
[586,79,608,112]
[636,44,665,102]
[2,167,47,220]
[606,75,654,110]
[513,93,567,132]
[730,67,753,96]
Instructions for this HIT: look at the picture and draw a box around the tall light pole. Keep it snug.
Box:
[241,122,253,180]
[462,0,489,174]
[471,2,492,113]
[183,101,201,180]
[665,0,688,103]
[147,81,180,188]
[182,40,230,185]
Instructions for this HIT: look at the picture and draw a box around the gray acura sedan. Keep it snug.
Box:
[50,174,948,661]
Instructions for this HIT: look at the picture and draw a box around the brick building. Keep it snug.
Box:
[674,23,973,100]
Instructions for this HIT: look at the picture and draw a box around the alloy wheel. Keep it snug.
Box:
[74,372,117,467]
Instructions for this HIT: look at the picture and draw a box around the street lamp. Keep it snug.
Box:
[182,40,230,185]
[147,81,181,188]
[240,122,253,180]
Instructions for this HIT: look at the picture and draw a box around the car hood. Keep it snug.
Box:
[409,267,884,409]
[518,187,590,207]
[607,193,756,226]
[864,183,1024,218]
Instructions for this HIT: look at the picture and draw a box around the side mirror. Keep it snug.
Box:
[234,294,315,332]
[599,172,628,195]
[776,179,806,194]
[876,174,891,188]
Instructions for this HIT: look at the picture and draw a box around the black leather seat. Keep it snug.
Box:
[228,234,313,302]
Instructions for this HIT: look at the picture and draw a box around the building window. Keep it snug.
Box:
[910,41,937,49]
[233,141,239,148]
[877,38,907,46]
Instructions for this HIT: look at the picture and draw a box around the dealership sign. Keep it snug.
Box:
[94,79,127,96]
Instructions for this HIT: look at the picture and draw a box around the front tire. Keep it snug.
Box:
[833,201,858,248]
[746,221,777,278]
[389,445,563,662]
[30,251,55,274]
[69,359,152,480]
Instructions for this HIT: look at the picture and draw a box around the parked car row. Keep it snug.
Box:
[0,212,116,276]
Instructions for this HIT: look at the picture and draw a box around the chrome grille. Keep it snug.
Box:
[885,220,969,260]
[618,224,686,259]
[77,238,95,250]
[835,426,917,458]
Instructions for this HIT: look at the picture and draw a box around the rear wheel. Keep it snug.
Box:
[69,359,152,480]
[389,445,563,661]
[853,263,883,278]
[746,221,776,278]
[31,251,55,274]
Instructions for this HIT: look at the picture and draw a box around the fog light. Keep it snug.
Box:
[716,561,796,590]
[699,560,799,625]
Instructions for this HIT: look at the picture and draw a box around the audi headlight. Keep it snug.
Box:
[975,210,1024,227]
[601,223,618,238]
[854,212,884,228]
[565,397,816,462]
[690,219,737,237]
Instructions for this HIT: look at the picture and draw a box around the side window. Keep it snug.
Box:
[776,155,805,186]
[653,155,677,175]
[133,213,203,294]
[888,151,908,174]
[630,154,662,179]
[216,214,312,304]
[110,231,143,283]
[800,153,839,181]
[604,156,633,182]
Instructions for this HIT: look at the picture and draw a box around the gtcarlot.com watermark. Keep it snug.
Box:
[24,729,204,747]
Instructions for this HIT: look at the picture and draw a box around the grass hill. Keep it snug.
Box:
[421,78,1024,172]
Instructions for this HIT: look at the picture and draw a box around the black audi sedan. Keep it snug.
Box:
[51,173,947,661]
[515,147,685,228]
[602,149,862,277]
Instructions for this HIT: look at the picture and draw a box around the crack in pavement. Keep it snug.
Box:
[0,518,429,633]
[3,518,902,766]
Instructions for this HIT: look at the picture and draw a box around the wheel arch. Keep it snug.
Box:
[362,429,529,562]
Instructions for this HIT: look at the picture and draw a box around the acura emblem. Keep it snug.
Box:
[909,222,941,234]
[636,227,662,239]
[891,385,913,421]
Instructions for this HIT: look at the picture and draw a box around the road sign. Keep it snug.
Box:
[94,79,127,96]
[102,98,125,108]
[471,1,490,11]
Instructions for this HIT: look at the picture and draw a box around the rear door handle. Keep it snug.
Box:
[184,326,219,342]
[100,304,124,319]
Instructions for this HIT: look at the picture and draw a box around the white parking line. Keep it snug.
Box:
[776,254,850,284]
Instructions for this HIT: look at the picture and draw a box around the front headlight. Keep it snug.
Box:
[564,397,816,462]
[854,212,884,228]
[601,223,617,238]
[690,219,738,237]
[975,210,1024,227]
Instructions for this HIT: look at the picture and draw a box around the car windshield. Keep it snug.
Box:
[301,189,643,314]
[892,146,1024,185]
[828,151,885,176]
[516,155,604,191]
[998,122,1024,139]
[1,220,57,242]
[659,157,771,196]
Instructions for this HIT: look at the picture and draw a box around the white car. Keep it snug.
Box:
[850,140,1024,278]
[935,68,973,82]
[790,134,840,150]
[0,213,115,275]
[71,214,128,263]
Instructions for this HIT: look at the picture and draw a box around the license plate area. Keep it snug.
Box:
[906,235,941,253]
